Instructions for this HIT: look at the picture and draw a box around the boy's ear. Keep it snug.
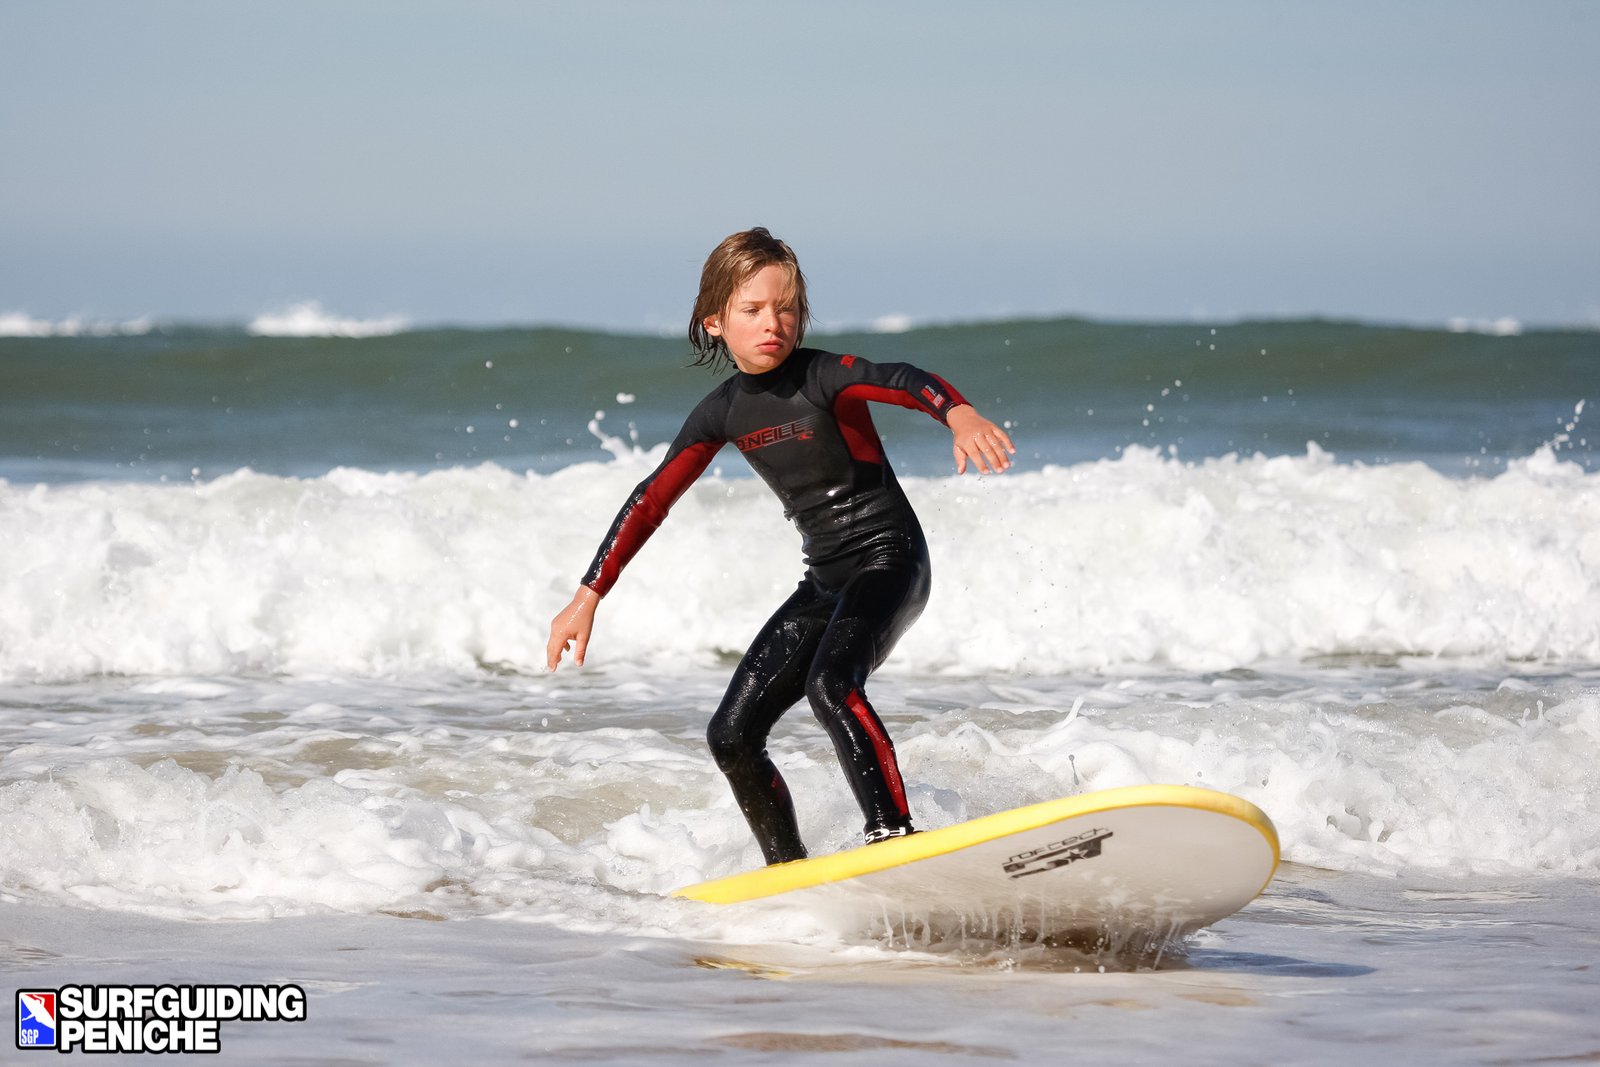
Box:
[703,315,723,337]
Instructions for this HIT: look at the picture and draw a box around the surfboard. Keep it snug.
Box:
[675,784,1278,948]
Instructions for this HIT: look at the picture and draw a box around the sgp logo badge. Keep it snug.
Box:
[17,990,57,1050]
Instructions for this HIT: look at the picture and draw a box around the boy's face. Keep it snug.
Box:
[704,263,801,374]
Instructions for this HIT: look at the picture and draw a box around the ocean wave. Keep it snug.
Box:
[2,681,1594,920]
[1448,316,1523,337]
[869,313,915,334]
[0,312,153,338]
[247,301,409,338]
[1,445,1596,682]
[5,317,1593,486]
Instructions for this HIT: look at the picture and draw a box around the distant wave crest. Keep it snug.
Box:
[0,311,153,338]
[1448,316,1523,337]
[247,301,409,338]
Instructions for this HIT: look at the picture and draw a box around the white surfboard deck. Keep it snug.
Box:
[675,784,1279,946]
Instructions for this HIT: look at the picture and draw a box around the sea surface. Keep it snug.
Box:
[2,314,1598,1063]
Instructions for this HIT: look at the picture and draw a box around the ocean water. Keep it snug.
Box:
[2,316,1598,1063]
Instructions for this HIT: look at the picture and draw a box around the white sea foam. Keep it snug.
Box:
[247,301,409,338]
[0,311,153,337]
[1,675,1595,921]
[1,444,1597,682]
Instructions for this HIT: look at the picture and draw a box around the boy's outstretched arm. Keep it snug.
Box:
[946,404,1016,475]
[547,585,600,670]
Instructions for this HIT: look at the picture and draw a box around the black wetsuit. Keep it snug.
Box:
[582,347,968,864]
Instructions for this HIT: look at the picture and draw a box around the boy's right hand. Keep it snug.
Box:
[946,404,1016,475]
[546,586,600,670]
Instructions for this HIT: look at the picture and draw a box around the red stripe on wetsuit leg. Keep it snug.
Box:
[588,439,720,595]
[845,689,909,817]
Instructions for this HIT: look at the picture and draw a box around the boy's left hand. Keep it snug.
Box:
[947,405,1016,475]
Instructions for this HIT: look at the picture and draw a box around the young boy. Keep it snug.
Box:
[547,227,1013,865]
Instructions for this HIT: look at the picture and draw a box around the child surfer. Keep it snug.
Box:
[546,227,1014,866]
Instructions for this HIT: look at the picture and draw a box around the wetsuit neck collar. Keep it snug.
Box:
[737,348,809,391]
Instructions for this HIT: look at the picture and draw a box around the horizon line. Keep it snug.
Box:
[5,304,1596,341]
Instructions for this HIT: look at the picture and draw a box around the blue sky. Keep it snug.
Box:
[3,1,1597,330]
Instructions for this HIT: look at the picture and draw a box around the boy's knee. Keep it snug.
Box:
[706,717,753,773]
[804,666,849,721]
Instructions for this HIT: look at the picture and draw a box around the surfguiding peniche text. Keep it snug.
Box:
[16,984,306,1054]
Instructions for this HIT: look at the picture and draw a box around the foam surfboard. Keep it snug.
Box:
[675,784,1279,946]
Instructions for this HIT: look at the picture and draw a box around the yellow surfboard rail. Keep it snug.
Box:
[674,783,1280,904]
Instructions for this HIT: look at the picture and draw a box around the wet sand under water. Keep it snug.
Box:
[6,864,1598,1065]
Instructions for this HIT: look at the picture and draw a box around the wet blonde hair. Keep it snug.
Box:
[688,227,810,368]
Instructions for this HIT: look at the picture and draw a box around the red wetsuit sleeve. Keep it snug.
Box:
[818,353,972,465]
[581,399,726,597]
[825,354,969,424]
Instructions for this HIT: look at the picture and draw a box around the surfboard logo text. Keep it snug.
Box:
[1002,828,1113,879]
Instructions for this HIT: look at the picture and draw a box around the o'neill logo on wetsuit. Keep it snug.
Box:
[734,416,820,453]
[1002,828,1113,878]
